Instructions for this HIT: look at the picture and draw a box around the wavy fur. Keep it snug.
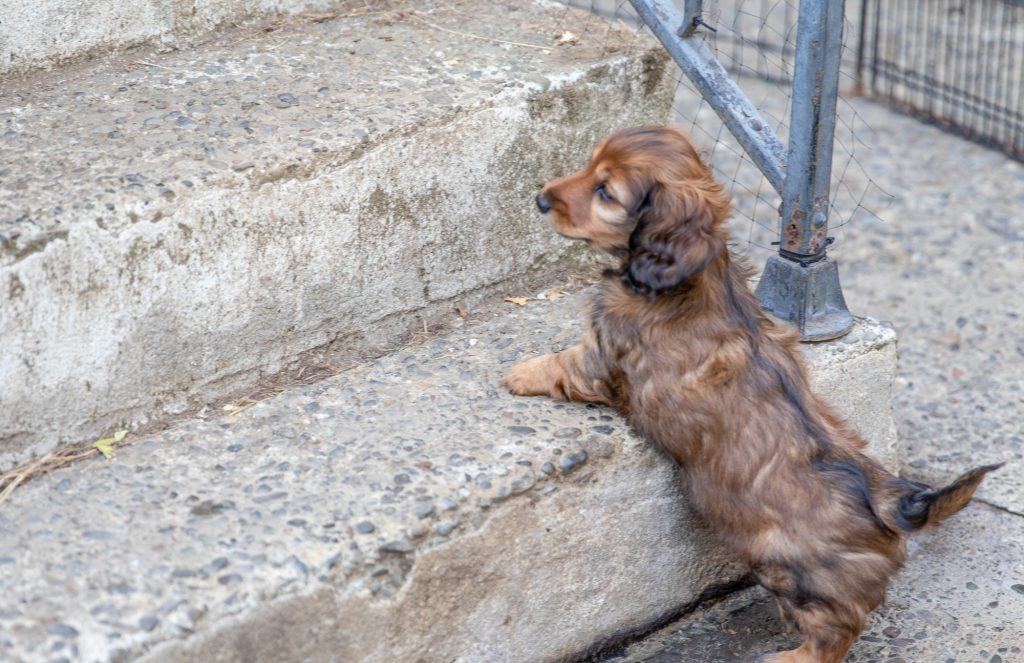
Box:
[505,126,999,663]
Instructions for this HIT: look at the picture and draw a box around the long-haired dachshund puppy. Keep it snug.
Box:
[504,126,999,663]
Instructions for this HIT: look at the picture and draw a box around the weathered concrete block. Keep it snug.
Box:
[805,318,900,469]
[1,0,344,77]
[0,3,675,470]
[0,288,900,663]
[141,447,737,663]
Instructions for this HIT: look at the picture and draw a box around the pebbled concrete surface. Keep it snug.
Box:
[593,503,1024,663]
[0,286,898,663]
[0,1,662,235]
[0,1,677,470]
[801,317,899,470]
[0,1,394,78]
[833,104,1024,519]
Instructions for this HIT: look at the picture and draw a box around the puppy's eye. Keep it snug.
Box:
[596,184,615,203]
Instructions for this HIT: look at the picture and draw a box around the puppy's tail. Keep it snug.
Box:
[895,463,1003,531]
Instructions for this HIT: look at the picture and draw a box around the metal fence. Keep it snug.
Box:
[563,0,1022,339]
[696,0,1024,164]
[616,0,856,341]
[857,0,1024,162]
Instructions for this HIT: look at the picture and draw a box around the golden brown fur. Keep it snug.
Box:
[506,126,999,663]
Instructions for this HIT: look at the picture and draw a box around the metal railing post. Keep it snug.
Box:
[753,0,854,341]
[628,0,855,341]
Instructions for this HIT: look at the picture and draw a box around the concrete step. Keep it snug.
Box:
[2,1,403,78]
[0,283,899,663]
[0,0,677,470]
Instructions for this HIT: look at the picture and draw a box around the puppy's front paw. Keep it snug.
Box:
[503,355,562,398]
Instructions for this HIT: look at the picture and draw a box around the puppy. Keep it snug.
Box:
[504,126,998,663]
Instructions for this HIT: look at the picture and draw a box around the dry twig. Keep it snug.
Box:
[406,13,553,51]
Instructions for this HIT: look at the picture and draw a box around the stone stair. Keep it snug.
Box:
[0,285,898,663]
[0,3,904,662]
[0,0,674,470]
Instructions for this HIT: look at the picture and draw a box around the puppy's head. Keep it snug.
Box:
[536,126,731,295]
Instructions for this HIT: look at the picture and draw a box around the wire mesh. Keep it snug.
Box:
[356,1,892,266]
[550,0,893,266]
[859,0,1024,163]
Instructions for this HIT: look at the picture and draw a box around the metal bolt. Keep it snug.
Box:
[812,211,827,228]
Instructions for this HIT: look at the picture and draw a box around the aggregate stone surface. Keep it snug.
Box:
[0,0,674,472]
[2,15,1021,663]
[594,503,1024,663]
[0,0,637,251]
[0,282,893,663]
[830,99,1024,517]
[0,290,627,662]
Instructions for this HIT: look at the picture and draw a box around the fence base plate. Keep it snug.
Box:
[755,255,854,342]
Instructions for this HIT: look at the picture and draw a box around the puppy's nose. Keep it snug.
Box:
[535,193,552,214]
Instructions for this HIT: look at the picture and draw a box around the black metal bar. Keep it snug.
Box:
[995,0,1011,150]
[855,0,869,93]
[907,0,919,111]
[729,0,743,75]
[993,0,1006,149]
[921,0,934,116]
[979,0,993,140]
[783,0,796,75]
[871,0,881,93]
[952,0,967,130]
[884,0,892,100]
[937,0,950,122]
[856,0,1024,163]
[1014,5,1024,153]
[968,2,983,136]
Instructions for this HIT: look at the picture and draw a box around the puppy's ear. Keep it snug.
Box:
[625,183,728,296]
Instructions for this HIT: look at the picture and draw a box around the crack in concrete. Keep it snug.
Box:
[573,572,757,663]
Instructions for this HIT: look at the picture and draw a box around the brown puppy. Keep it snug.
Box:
[504,126,999,663]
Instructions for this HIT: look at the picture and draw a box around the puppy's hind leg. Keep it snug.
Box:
[762,600,864,663]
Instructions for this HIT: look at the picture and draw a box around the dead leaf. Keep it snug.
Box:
[223,400,255,414]
[555,30,579,46]
[504,296,530,306]
[94,430,127,460]
[454,303,467,317]
[543,287,564,301]
[309,12,338,23]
